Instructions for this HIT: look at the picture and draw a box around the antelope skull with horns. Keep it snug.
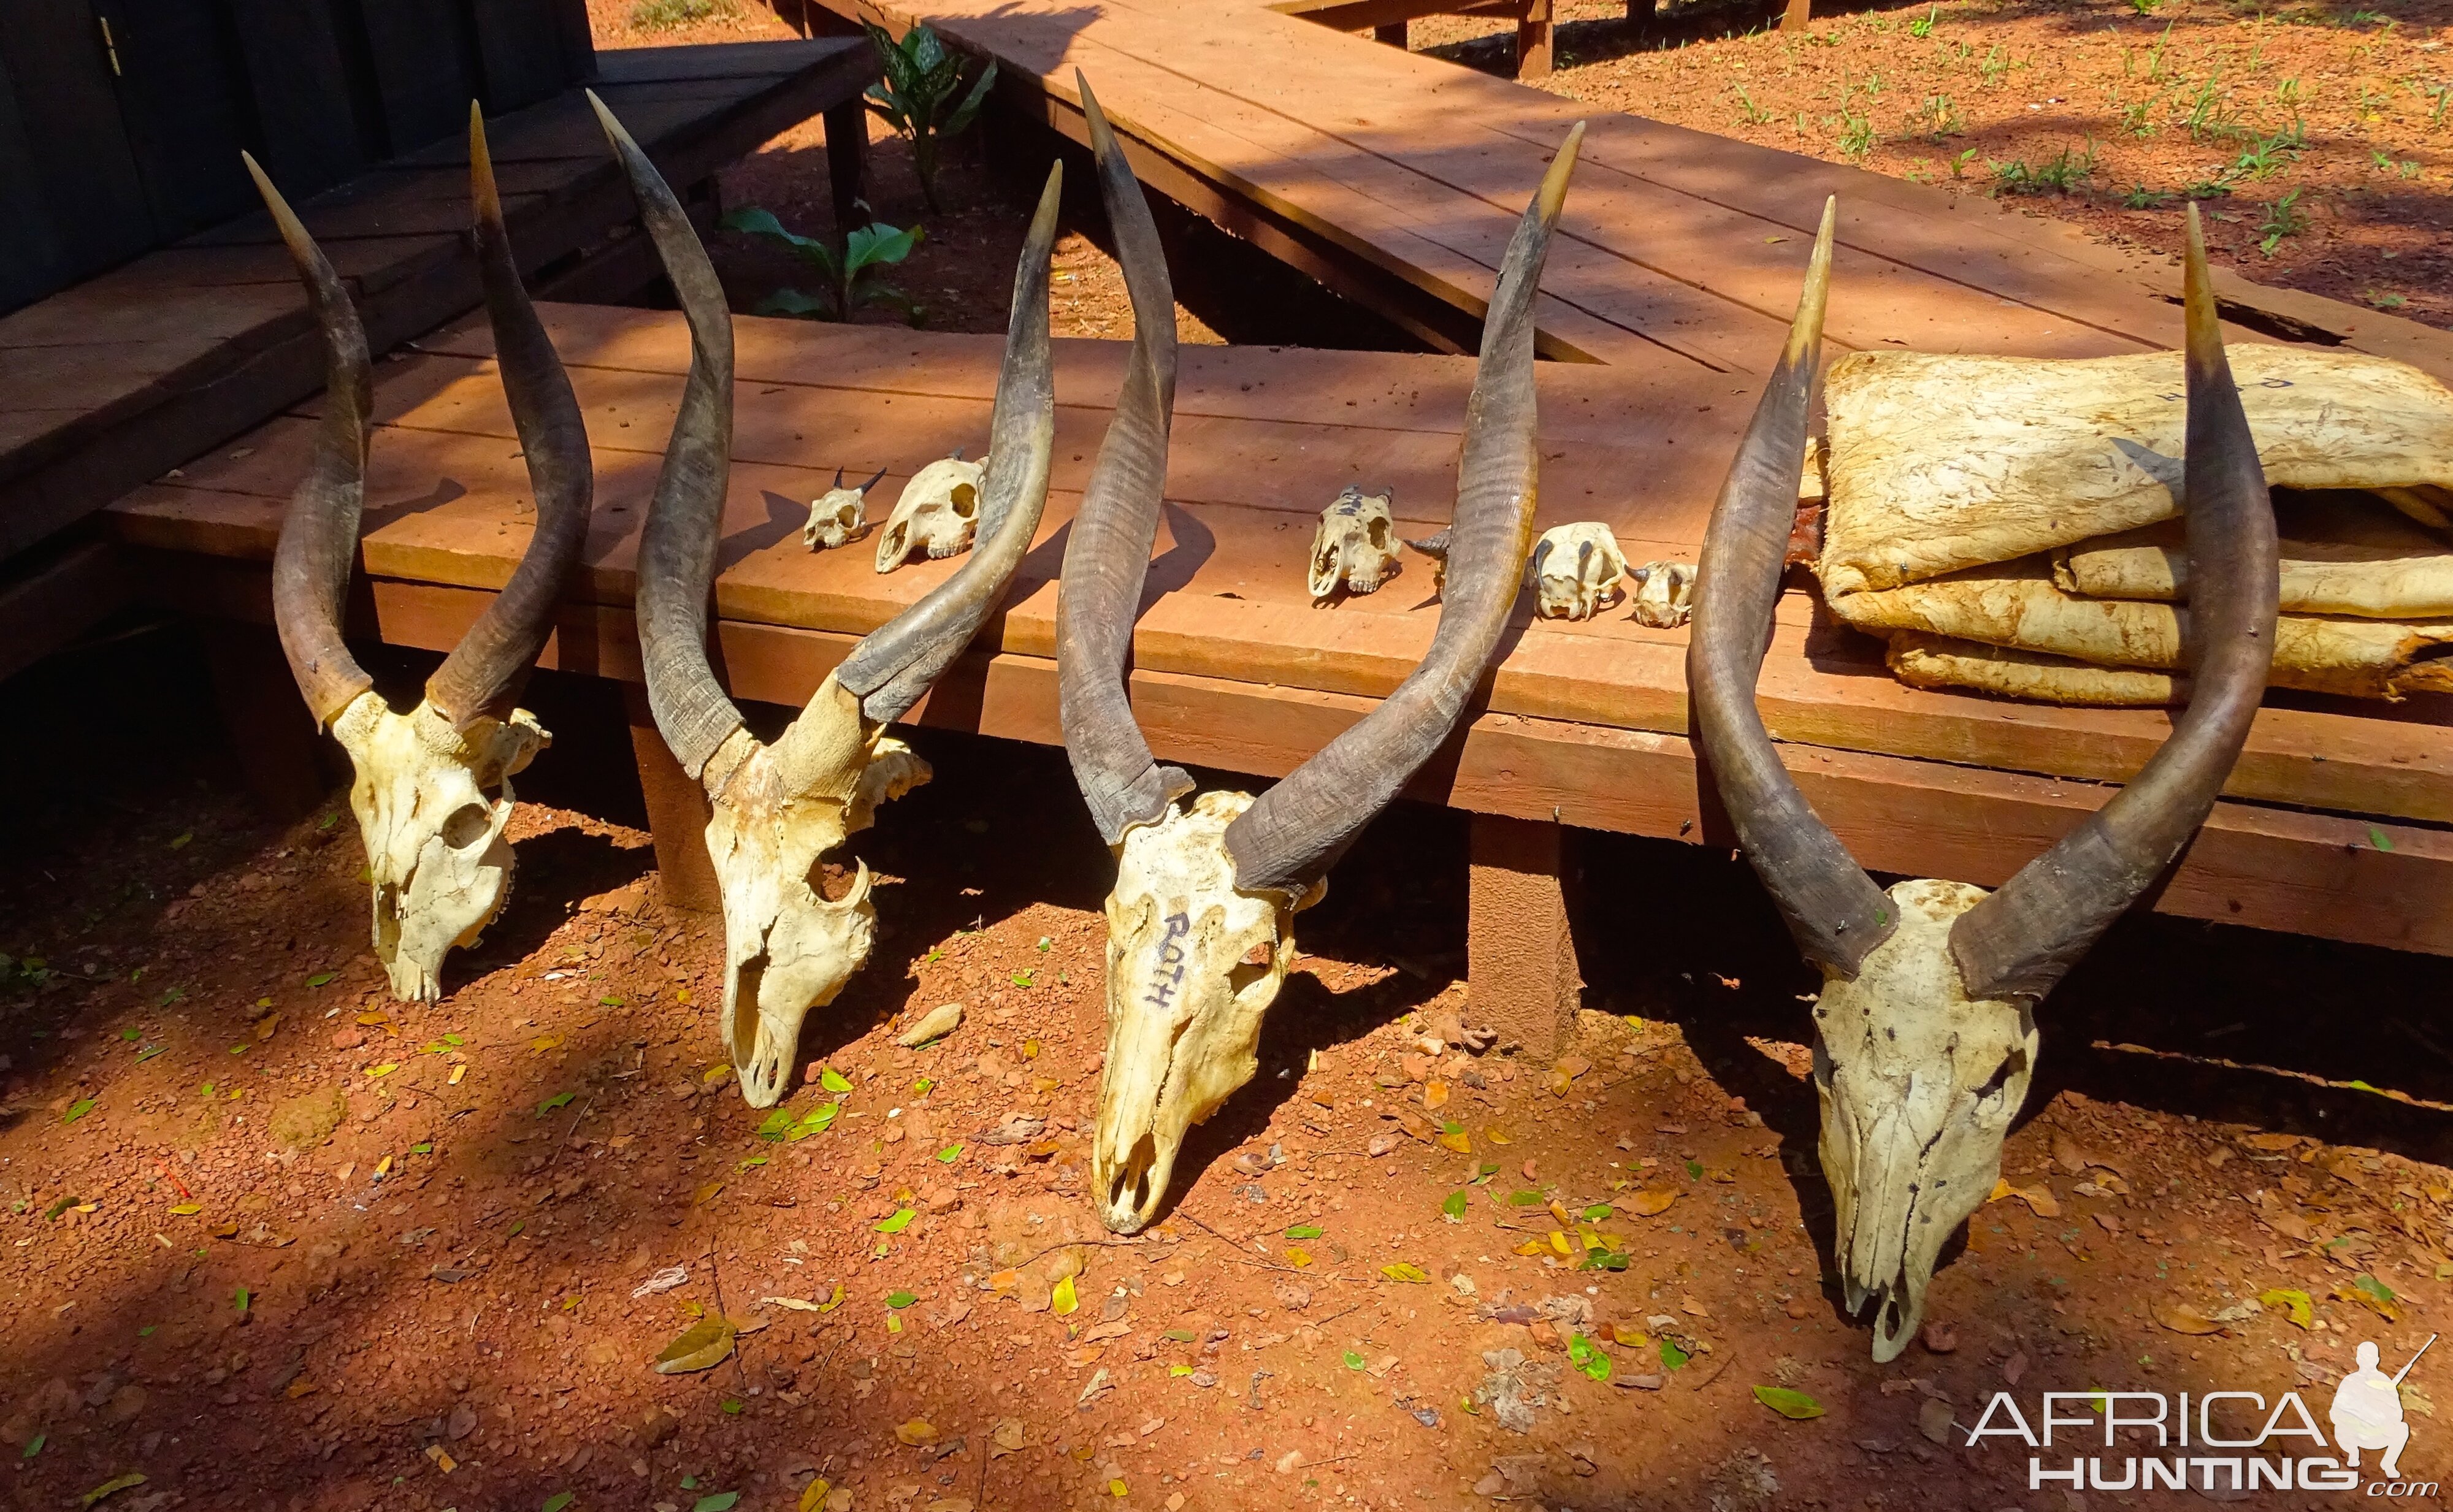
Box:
[246,106,592,1003]
[596,94,1063,1108]
[1057,74,1586,1232]
[1687,203,2277,1361]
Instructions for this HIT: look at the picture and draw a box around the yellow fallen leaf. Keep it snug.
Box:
[356,1012,393,1029]
[2260,1288,2314,1328]
[284,1378,318,1399]
[693,1182,724,1207]
[1626,1188,1677,1216]
[1547,1231,1572,1256]
[798,1478,830,1511]
[1109,1480,1128,1497]
[1285,1247,1313,1269]
[168,1204,199,1216]
[1484,1128,1512,1146]
[372,1155,392,1178]
[895,1418,938,1446]
[1513,1239,1547,1257]
[1053,1274,1079,1316]
[448,1064,466,1085]
[1609,1323,1647,1348]
[1435,1129,1471,1155]
[530,1034,564,1053]
[653,1316,737,1374]
[79,1472,146,1507]
[426,1443,457,1473]
[1423,1080,1449,1111]
[1547,1201,1573,1229]
[1988,1177,2061,1219]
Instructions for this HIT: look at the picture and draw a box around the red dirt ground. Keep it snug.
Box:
[1,635,2449,1512]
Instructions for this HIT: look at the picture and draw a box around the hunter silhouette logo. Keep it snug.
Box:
[2333,1334,2432,1481]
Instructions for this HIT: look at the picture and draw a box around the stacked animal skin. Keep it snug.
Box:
[1816,337,2453,704]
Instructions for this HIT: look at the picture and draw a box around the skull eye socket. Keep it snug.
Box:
[951,483,978,517]
[440,801,493,852]
[1971,1044,2028,1106]
[836,504,860,529]
[1366,517,1388,549]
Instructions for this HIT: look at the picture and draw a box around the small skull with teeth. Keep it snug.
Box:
[1628,560,1697,628]
[806,466,886,551]
[1525,522,1626,620]
[875,452,987,572]
[1307,485,1403,603]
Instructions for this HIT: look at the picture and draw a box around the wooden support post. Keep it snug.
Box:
[1372,20,1407,45]
[201,619,329,822]
[1780,0,1810,33]
[1515,0,1554,78]
[825,97,870,232]
[1626,0,1657,31]
[1467,812,1579,1061]
[624,682,721,914]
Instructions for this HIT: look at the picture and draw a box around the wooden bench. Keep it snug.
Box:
[1268,0,1563,81]
[0,39,874,682]
[103,308,2453,1055]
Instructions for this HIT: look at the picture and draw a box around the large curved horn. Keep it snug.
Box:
[1685,200,1897,974]
[1056,75,1194,842]
[1224,124,1586,896]
[590,93,746,779]
[835,162,1063,725]
[424,104,594,731]
[244,153,377,728]
[1948,205,2278,1001]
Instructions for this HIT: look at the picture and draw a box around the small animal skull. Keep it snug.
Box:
[331,692,548,1002]
[1813,877,2036,1362]
[1525,522,1626,620]
[1629,560,1697,628]
[806,466,886,551]
[1308,486,1403,603]
[1090,790,1322,1232]
[874,453,987,572]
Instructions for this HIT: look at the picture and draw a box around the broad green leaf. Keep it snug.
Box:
[846,222,923,275]
[1052,1274,1078,1315]
[1582,1204,1613,1221]
[20,1435,41,1459]
[1507,1190,1543,1206]
[81,1471,147,1506]
[2356,1273,2398,1303]
[1441,1190,1468,1221]
[62,1099,95,1124]
[695,1495,741,1512]
[1566,1332,1611,1382]
[821,1066,854,1093]
[1685,1159,1704,1180]
[1380,1262,1429,1283]
[1753,1384,1825,1419]
[875,1207,916,1234]
[543,1495,575,1512]
[536,1091,575,1117]
[757,1109,795,1140]
[936,1144,963,1163]
[1284,1224,1323,1240]
[1659,1338,1690,1370]
[1342,1350,1366,1370]
[754,286,836,320]
[887,1291,917,1308]
[305,972,335,988]
[944,61,999,134]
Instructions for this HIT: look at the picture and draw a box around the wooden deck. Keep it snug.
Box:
[104,308,2453,960]
[803,0,2453,385]
[0,39,872,679]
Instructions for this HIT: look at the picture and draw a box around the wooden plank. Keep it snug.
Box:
[0,53,67,311]
[472,0,572,113]
[124,551,2453,957]
[350,0,479,155]
[98,0,261,240]
[101,312,2453,828]
[229,0,375,200]
[0,535,132,682]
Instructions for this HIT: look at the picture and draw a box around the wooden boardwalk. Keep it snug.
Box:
[805,0,2453,384]
[0,39,871,678]
[107,309,2453,959]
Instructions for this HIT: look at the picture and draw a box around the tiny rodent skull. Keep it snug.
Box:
[1525,522,1626,620]
[806,466,884,551]
[1628,560,1697,628]
[874,453,987,572]
[1307,486,1403,603]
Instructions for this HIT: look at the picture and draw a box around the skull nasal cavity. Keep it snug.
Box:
[441,802,492,850]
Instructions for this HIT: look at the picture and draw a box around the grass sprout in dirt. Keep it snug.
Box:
[1420,0,2453,328]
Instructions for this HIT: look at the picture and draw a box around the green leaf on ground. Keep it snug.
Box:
[1753,1385,1825,1419]
[305,972,335,988]
[62,1099,95,1124]
[1567,1332,1611,1381]
[1343,1351,1366,1370]
[887,1291,917,1308]
[536,1091,575,1117]
[821,1066,854,1093]
[875,1207,916,1234]
[936,1144,962,1163]
[1660,1338,1690,1370]
[1285,1224,1322,1240]
[1441,1191,1469,1221]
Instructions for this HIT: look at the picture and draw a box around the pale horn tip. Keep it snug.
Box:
[469,101,502,227]
[1535,121,1586,226]
[1782,196,1838,368]
[2181,200,2222,376]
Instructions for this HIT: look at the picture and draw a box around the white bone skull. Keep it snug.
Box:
[699,675,930,1107]
[1525,522,1626,620]
[330,690,547,1002]
[1629,559,1697,628]
[1308,486,1403,603]
[1812,877,2037,1362]
[1091,789,1322,1232]
[874,454,987,572]
[806,485,873,551]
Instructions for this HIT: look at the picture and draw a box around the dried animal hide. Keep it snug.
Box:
[1832,557,2453,700]
[1885,634,2189,708]
[2054,490,2453,619]
[1818,345,2453,597]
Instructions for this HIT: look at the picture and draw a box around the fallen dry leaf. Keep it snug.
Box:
[652,1316,737,1374]
[2153,1300,2225,1336]
[895,1418,938,1446]
[1988,1178,2060,1220]
[1626,1188,1677,1217]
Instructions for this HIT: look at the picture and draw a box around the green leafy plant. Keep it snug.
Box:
[628,0,735,29]
[722,207,925,325]
[1917,93,1964,137]
[1833,112,1877,161]
[2257,188,2308,256]
[1731,83,1773,125]
[2120,97,2157,136]
[864,21,998,212]
[1947,147,1980,179]
[2128,0,2160,13]
[2183,73,2229,139]
[1989,142,2094,196]
[2367,289,2408,310]
[2121,183,2176,208]
[1908,5,1937,37]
